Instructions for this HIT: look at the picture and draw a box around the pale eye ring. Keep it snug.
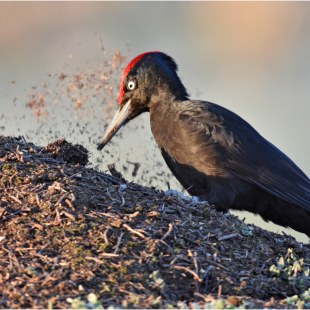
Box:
[127,80,136,91]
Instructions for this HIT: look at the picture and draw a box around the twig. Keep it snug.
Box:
[4,247,21,270]
[192,251,199,274]
[202,265,215,292]
[86,253,119,263]
[9,195,22,205]
[123,224,147,240]
[161,223,173,241]
[103,228,110,244]
[55,192,69,205]
[172,265,202,282]
[65,199,75,210]
[170,254,183,265]
[61,210,75,221]
[54,207,61,224]
[218,233,239,241]
[114,232,124,254]
[217,284,222,299]
[154,239,174,254]
[127,211,140,218]
[118,184,127,206]
[41,271,57,287]
[100,253,119,258]
[205,259,229,271]
[35,194,41,206]
[62,169,86,181]
[0,208,24,223]
[85,256,104,264]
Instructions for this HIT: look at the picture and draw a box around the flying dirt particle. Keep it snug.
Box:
[98,37,105,52]
[74,98,83,110]
[126,160,140,177]
[26,93,48,120]
[58,73,67,81]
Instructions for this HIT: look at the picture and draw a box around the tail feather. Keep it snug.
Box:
[232,186,310,237]
[259,198,310,237]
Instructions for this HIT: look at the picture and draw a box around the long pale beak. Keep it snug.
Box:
[97,100,131,150]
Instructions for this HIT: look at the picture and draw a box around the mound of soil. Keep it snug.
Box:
[43,139,89,166]
[0,136,309,308]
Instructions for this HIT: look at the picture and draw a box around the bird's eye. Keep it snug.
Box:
[127,80,136,91]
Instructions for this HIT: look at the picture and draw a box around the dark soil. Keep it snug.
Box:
[0,136,309,309]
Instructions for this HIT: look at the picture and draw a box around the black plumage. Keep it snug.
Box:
[98,52,310,236]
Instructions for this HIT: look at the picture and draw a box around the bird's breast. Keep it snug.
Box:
[149,103,180,154]
[149,101,228,176]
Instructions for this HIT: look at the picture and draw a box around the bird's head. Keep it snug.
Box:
[97,51,188,150]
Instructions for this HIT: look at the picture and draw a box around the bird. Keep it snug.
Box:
[97,51,310,237]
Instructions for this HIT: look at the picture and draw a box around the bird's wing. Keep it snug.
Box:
[227,138,310,210]
[176,100,310,210]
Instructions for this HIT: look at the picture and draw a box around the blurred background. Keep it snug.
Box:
[0,2,309,242]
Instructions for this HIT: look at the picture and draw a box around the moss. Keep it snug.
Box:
[2,163,12,171]
[67,222,87,235]
[96,243,108,253]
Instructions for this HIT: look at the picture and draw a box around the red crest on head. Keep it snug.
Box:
[118,51,159,105]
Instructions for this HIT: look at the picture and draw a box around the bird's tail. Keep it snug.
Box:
[258,197,310,237]
[232,187,310,237]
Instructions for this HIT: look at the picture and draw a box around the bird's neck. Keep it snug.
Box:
[149,93,183,151]
[149,81,188,109]
[149,77,188,142]
[149,89,175,110]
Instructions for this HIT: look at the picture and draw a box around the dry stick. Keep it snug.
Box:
[172,265,202,283]
[54,207,61,223]
[119,192,125,206]
[114,232,124,254]
[161,223,173,241]
[205,259,229,272]
[85,256,104,264]
[0,208,24,223]
[127,211,140,218]
[61,210,75,221]
[202,265,215,293]
[155,239,174,254]
[65,199,75,211]
[35,194,41,206]
[103,228,110,244]
[55,192,70,205]
[193,292,210,301]
[9,195,22,204]
[62,169,86,181]
[100,253,120,258]
[170,254,183,265]
[3,247,21,270]
[217,285,222,299]
[191,251,200,292]
[218,233,239,241]
[193,252,199,275]
[41,271,57,287]
[123,224,147,240]
[85,253,119,264]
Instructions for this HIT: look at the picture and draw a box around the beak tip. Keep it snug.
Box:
[97,143,105,151]
[97,99,131,152]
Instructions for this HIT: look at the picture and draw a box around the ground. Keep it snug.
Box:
[0,136,309,309]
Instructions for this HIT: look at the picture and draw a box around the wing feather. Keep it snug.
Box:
[177,100,310,210]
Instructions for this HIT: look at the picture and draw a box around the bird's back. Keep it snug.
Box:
[150,99,310,235]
